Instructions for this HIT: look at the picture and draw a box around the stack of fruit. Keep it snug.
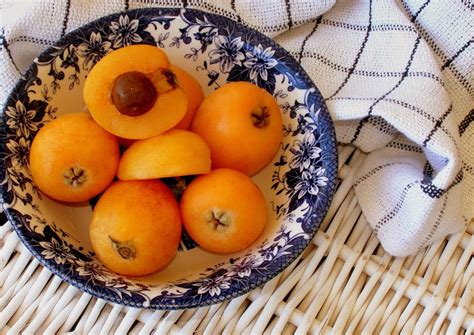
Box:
[29,45,282,276]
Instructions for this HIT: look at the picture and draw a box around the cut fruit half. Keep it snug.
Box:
[83,44,188,139]
[117,129,211,180]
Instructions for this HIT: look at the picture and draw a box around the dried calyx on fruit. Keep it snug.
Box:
[63,164,87,188]
[153,69,178,93]
[109,236,136,260]
[251,106,270,128]
[181,168,268,254]
[206,210,231,231]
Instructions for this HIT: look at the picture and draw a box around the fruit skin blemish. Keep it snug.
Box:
[90,180,182,276]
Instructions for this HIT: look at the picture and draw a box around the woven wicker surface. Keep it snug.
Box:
[0,145,472,334]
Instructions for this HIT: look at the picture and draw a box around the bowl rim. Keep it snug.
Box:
[1,6,338,310]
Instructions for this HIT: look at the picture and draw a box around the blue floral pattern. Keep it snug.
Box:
[0,8,337,310]
[243,44,279,82]
[209,36,245,73]
[108,15,143,48]
[77,32,112,70]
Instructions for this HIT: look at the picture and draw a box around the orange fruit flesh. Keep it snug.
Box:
[83,44,188,139]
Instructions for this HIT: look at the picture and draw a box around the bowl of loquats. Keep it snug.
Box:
[1,8,338,309]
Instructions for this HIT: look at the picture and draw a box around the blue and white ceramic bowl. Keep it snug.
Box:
[1,8,337,309]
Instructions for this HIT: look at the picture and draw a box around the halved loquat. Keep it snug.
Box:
[180,168,267,254]
[117,129,211,180]
[84,44,188,139]
[29,112,119,202]
[90,180,182,276]
[191,81,282,176]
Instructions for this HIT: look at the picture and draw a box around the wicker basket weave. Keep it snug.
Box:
[0,145,472,334]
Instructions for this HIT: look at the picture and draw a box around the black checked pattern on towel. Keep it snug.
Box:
[400,0,448,63]
[326,0,373,101]
[230,0,240,23]
[10,35,56,46]
[417,192,447,251]
[353,162,413,188]
[329,96,457,146]
[387,141,423,154]
[459,109,474,136]
[297,16,322,63]
[305,51,446,88]
[463,161,474,176]
[400,0,473,95]
[441,39,473,71]
[0,0,472,256]
[410,0,431,23]
[61,0,72,37]
[423,161,434,178]
[284,0,293,29]
[1,29,22,76]
[422,104,453,147]
[350,36,422,144]
[321,19,417,33]
[249,0,470,255]
[373,180,420,234]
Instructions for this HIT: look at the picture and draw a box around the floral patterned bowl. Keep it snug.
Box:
[1,8,337,309]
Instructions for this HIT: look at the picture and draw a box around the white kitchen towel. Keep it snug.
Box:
[0,0,472,256]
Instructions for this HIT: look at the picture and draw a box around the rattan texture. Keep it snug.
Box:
[1,145,472,334]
